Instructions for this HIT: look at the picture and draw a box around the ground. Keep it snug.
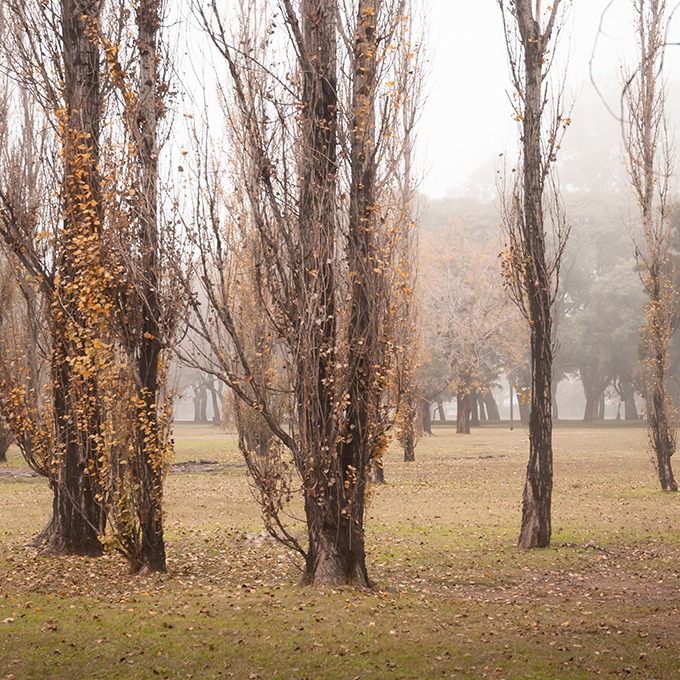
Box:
[1,422,678,678]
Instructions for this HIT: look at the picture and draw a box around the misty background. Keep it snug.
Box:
[175,1,680,424]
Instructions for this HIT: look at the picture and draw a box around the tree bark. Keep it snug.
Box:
[478,394,487,421]
[436,401,446,422]
[403,435,415,462]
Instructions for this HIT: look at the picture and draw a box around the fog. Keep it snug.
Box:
[413,1,680,424]
[420,0,680,198]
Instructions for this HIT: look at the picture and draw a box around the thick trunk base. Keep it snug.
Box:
[303,511,372,588]
[32,486,104,557]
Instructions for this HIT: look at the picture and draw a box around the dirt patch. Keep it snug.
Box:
[170,459,245,474]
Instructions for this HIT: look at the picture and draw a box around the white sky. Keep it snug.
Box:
[419,0,680,197]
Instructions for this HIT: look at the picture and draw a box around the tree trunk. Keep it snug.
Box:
[436,401,446,422]
[583,391,599,422]
[421,398,433,435]
[518,320,553,548]
[621,380,639,420]
[518,398,530,425]
[456,391,471,434]
[35,0,107,557]
[513,2,562,549]
[198,385,208,423]
[193,390,201,422]
[208,381,222,425]
[303,497,371,587]
[134,0,167,573]
[371,458,386,484]
[403,435,415,462]
[35,349,104,556]
[551,379,559,420]
[483,391,501,420]
[0,425,9,463]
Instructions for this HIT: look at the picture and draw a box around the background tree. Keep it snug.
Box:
[624,0,678,491]
[420,223,521,434]
[498,0,570,548]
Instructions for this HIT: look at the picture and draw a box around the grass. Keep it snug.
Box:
[1,421,679,679]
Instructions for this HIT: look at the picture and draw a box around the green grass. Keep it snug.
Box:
[1,422,679,679]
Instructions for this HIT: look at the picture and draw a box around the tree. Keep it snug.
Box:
[188,0,417,586]
[0,0,178,570]
[420,223,522,435]
[624,0,678,491]
[498,0,570,548]
[0,0,110,556]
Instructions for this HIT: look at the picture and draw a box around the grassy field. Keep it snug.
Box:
[1,422,679,679]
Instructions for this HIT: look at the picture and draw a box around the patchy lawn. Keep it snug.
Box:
[1,422,679,679]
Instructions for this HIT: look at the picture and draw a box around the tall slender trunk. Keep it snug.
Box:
[626,0,678,493]
[514,3,559,549]
[37,0,106,556]
[134,0,167,573]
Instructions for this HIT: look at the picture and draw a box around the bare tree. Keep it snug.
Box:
[421,224,523,435]
[498,0,570,548]
[624,0,678,492]
[188,0,416,586]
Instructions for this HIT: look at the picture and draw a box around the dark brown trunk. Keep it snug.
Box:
[134,0,167,573]
[37,0,106,557]
[36,338,104,555]
[303,497,371,587]
[456,391,471,434]
[436,401,446,422]
[646,338,677,492]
